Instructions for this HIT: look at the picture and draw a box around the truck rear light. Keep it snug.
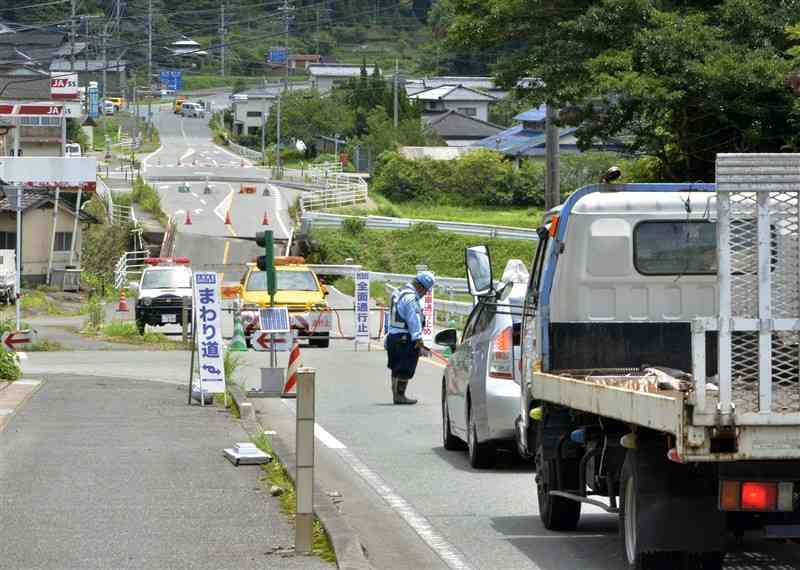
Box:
[741,482,777,511]
[488,326,513,379]
[720,480,792,511]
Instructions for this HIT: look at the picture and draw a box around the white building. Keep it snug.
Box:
[307,63,374,93]
[409,84,498,123]
[405,76,508,99]
[231,82,312,136]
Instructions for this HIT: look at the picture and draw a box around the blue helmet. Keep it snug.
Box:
[414,271,435,292]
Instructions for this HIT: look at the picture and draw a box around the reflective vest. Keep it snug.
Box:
[389,286,424,331]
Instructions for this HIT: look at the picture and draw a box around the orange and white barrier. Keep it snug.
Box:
[282,342,300,398]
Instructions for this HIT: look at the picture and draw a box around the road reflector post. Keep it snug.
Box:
[295,366,315,555]
[181,297,190,344]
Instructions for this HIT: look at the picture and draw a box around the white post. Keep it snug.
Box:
[15,186,21,330]
[756,191,772,413]
[69,186,82,267]
[717,192,733,419]
[47,187,61,285]
[295,367,315,554]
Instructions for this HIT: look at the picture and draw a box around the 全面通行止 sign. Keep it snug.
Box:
[355,271,370,342]
[193,272,226,394]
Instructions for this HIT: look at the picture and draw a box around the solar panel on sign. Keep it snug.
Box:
[259,307,290,332]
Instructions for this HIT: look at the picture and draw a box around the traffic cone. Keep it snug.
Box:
[224,210,232,225]
[282,342,300,398]
[117,289,129,312]
[229,312,247,352]
[262,211,269,225]
[184,209,192,225]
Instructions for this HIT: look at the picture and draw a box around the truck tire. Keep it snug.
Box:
[442,379,465,451]
[536,444,581,530]
[619,443,726,570]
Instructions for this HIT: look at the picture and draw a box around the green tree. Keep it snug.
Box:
[264,89,355,152]
[447,0,800,180]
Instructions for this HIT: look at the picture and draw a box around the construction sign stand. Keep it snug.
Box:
[281,342,300,398]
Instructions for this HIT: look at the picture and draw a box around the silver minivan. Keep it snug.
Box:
[181,102,205,118]
[436,250,527,468]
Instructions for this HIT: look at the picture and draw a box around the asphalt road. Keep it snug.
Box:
[0,372,331,570]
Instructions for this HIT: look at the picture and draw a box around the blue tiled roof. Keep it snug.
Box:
[472,123,580,156]
[513,104,547,122]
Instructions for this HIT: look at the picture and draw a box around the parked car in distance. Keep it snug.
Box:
[103,101,115,115]
[174,96,187,114]
[106,97,124,111]
[180,102,205,118]
[436,253,528,468]
[64,143,81,157]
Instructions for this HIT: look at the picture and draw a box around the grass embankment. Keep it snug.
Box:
[330,277,389,304]
[114,176,168,226]
[181,74,258,91]
[253,433,337,563]
[307,224,534,278]
[84,320,187,350]
[333,194,543,229]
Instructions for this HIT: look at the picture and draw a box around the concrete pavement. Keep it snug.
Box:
[0,372,332,570]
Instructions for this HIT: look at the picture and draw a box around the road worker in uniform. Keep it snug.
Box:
[385,271,435,405]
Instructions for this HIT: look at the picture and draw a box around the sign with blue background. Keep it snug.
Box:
[159,70,182,91]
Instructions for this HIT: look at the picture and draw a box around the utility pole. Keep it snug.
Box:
[219,3,225,77]
[70,0,76,71]
[148,0,153,88]
[393,58,399,128]
[276,0,292,173]
[544,104,560,210]
[283,0,291,88]
[261,81,267,165]
[83,17,89,79]
[276,91,281,173]
[102,32,107,101]
[115,0,121,36]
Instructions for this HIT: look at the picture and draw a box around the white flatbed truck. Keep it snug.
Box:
[472,155,800,569]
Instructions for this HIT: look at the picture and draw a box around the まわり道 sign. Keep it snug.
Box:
[193,272,226,394]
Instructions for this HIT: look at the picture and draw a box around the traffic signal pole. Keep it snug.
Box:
[256,230,277,366]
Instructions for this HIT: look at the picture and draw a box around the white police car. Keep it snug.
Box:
[134,257,193,335]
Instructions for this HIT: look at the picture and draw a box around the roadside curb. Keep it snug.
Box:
[228,385,373,570]
[0,379,44,433]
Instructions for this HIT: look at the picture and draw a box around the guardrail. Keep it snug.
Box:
[306,264,468,291]
[96,177,135,226]
[113,250,150,289]
[301,212,538,241]
[227,141,262,162]
[300,185,368,210]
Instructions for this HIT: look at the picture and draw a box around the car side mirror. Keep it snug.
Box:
[434,328,458,350]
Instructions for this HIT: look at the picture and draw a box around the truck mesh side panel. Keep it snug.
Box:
[719,154,800,415]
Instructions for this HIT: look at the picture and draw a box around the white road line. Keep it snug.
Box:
[180,148,195,162]
[338,448,474,570]
[199,199,207,205]
[190,192,198,198]
[279,399,474,570]
[193,208,203,214]
[268,184,290,237]
[214,187,235,223]
[141,145,165,172]
[159,184,170,189]
[215,143,252,166]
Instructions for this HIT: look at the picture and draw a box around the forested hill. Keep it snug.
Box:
[0,0,498,76]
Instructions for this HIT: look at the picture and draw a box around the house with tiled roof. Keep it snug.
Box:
[409,84,498,123]
[424,109,503,147]
[0,187,97,283]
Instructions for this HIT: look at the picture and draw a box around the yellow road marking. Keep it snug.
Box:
[220,239,231,281]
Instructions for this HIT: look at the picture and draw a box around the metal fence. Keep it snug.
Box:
[96,177,135,226]
[227,141,262,162]
[301,211,539,241]
[113,250,150,289]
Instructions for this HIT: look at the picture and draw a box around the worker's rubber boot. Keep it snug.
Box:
[394,380,417,405]
[391,376,399,403]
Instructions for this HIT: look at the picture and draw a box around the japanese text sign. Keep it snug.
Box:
[422,274,434,347]
[193,272,226,394]
[355,271,370,342]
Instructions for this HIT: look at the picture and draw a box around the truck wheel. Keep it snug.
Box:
[619,445,725,570]
[442,379,465,451]
[536,445,581,531]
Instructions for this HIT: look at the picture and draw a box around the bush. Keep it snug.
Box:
[342,217,366,235]
[0,350,21,381]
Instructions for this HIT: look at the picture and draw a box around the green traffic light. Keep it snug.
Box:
[255,230,276,298]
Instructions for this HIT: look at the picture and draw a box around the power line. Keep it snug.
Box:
[0,0,69,12]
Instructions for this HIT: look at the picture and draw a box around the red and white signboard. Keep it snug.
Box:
[1,330,35,352]
[252,330,295,352]
[0,103,63,117]
[50,73,79,100]
[422,274,435,347]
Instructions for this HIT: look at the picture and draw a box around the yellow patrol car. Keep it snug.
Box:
[237,257,332,347]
